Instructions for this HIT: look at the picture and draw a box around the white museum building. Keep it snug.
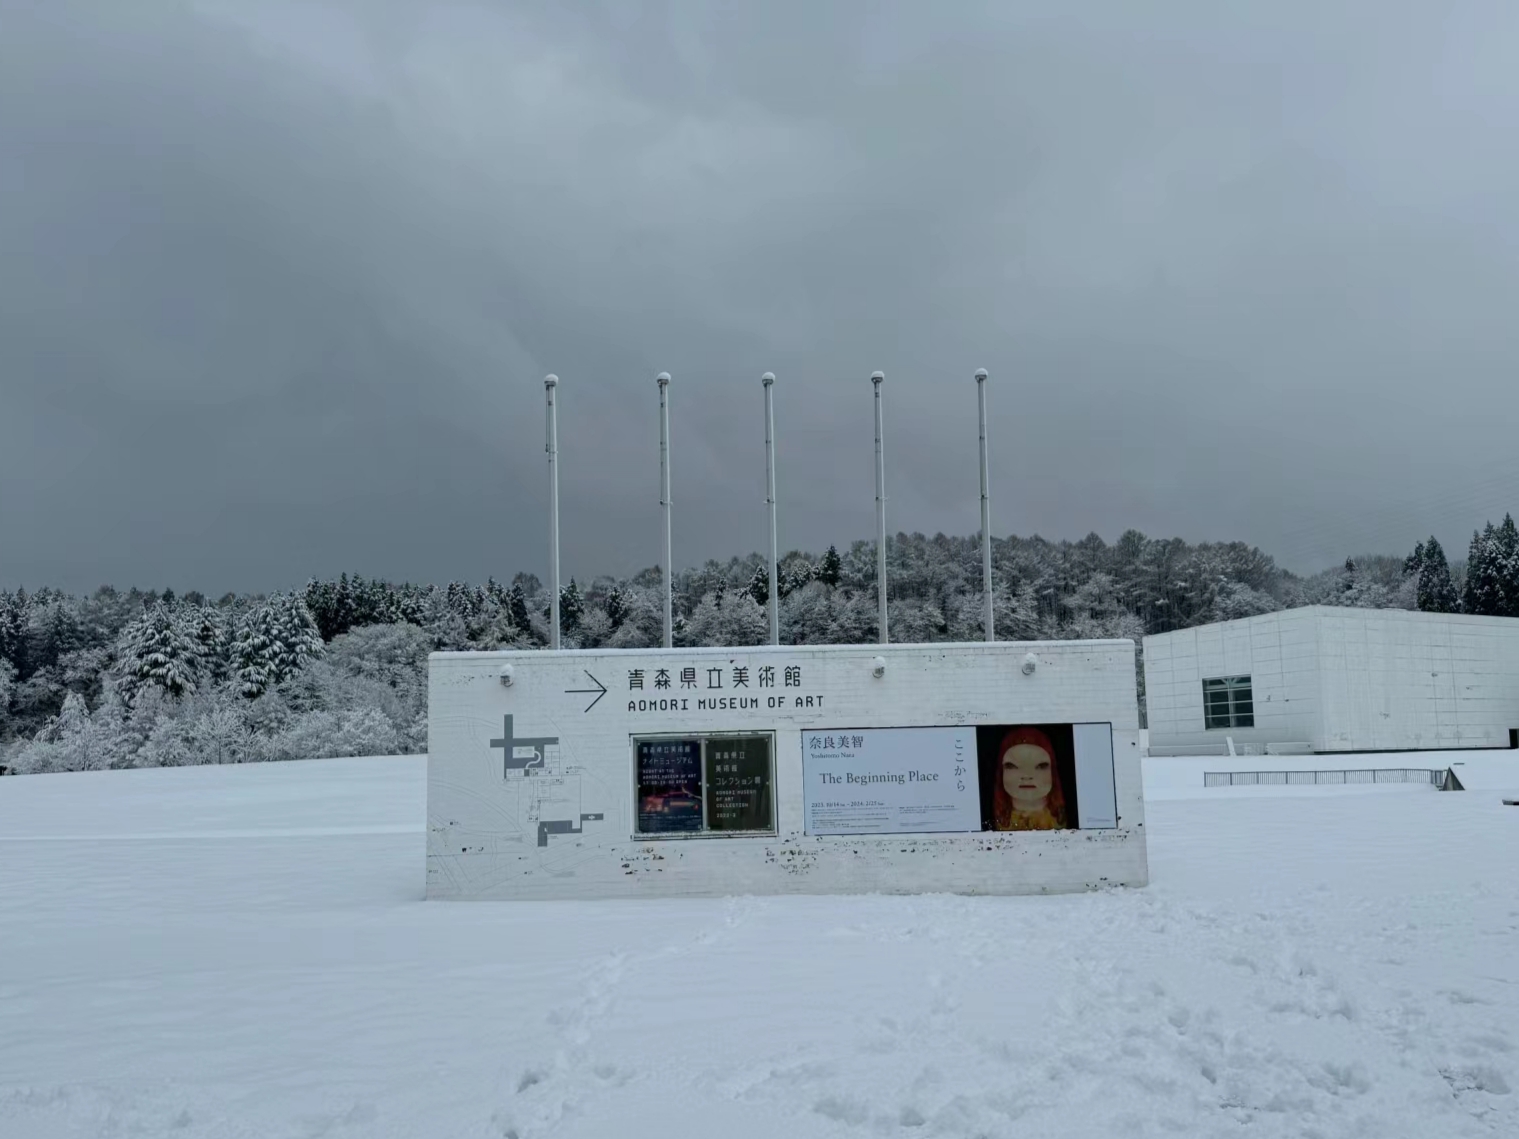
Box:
[1143,606,1519,755]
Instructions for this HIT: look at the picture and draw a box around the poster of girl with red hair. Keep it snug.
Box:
[978,724,1077,831]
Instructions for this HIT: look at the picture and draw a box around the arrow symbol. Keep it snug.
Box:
[565,670,607,713]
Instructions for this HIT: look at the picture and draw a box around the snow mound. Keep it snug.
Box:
[2,755,1516,1138]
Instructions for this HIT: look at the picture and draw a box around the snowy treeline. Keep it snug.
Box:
[0,591,422,775]
[3,520,1514,775]
[1452,516,1519,617]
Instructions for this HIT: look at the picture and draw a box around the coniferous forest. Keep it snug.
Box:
[4,519,1518,775]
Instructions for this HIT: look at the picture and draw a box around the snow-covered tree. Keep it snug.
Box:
[187,706,252,766]
[506,583,529,631]
[88,679,134,769]
[1213,580,1280,622]
[605,585,662,649]
[780,556,815,598]
[1495,514,1519,618]
[1462,524,1505,616]
[11,691,101,773]
[49,690,91,741]
[1405,537,1460,614]
[780,581,834,645]
[1403,542,1425,580]
[60,645,111,695]
[817,545,842,588]
[558,580,585,634]
[0,658,15,735]
[1328,557,1391,609]
[424,589,473,652]
[232,605,279,698]
[573,606,614,648]
[995,581,1042,641]
[27,602,85,673]
[0,591,28,675]
[260,707,400,763]
[829,590,879,645]
[280,621,428,735]
[135,697,255,767]
[1342,578,1392,609]
[138,712,198,767]
[892,597,948,644]
[187,606,230,682]
[684,591,768,647]
[230,594,322,698]
[746,565,771,610]
[603,585,628,630]
[950,581,1040,641]
[1339,558,1358,596]
[328,621,431,690]
[119,602,201,700]
[270,593,324,681]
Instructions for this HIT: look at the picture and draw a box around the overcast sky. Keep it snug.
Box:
[4,1,1519,595]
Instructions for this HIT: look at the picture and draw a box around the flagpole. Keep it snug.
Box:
[763,372,779,645]
[872,371,888,645]
[976,368,993,641]
[658,372,673,648]
[546,374,560,650]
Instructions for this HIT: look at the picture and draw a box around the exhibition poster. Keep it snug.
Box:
[636,738,703,834]
[978,724,1073,831]
[705,736,774,832]
[803,727,981,835]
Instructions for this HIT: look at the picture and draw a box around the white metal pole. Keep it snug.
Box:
[976,368,993,642]
[872,371,888,645]
[763,372,779,645]
[546,374,560,650]
[658,372,673,648]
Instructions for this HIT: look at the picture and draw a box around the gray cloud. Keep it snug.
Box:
[4,0,1519,594]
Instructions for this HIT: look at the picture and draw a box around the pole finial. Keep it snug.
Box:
[657,372,671,386]
[545,373,559,388]
[871,371,884,385]
[762,372,775,385]
[974,368,988,381]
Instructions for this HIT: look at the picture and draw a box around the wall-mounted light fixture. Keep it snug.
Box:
[871,655,887,678]
[1022,653,1037,676]
[499,663,515,687]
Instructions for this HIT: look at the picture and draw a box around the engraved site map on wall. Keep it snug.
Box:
[489,714,606,847]
[428,706,615,895]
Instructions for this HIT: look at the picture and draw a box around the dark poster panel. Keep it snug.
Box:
[976,724,1079,832]
[636,739,703,834]
[705,736,773,832]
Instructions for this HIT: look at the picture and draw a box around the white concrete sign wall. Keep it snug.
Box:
[427,640,1147,900]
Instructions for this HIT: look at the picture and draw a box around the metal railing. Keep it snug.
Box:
[1203,768,1447,788]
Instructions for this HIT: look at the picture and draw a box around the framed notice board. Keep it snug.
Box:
[633,733,775,838]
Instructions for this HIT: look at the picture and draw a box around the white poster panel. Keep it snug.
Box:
[1072,722,1118,829]
[803,727,981,835]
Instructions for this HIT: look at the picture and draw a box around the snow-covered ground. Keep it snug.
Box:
[2,753,1517,1139]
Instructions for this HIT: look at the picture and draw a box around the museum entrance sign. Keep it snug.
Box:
[427,642,1147,900]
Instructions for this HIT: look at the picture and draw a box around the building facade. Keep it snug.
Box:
[1144,607,1519,755]
[427,640,1147,900]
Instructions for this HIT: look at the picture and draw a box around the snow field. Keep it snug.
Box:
[1,754,1516,1138]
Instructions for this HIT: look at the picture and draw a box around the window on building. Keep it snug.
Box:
[633,733,775,838]
[1203,676,1253,729]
